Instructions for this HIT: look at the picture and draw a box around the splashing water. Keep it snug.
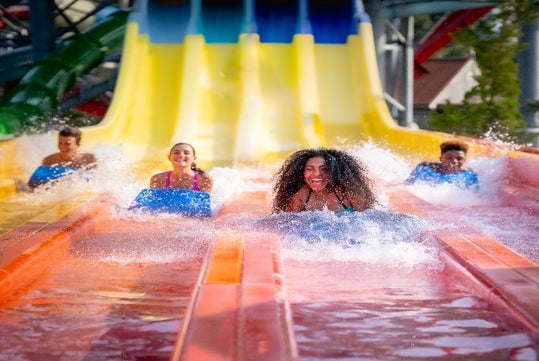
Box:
[6,136,537,264]
[257,209,439,268]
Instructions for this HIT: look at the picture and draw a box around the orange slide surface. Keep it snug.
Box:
[389,188,539,334]
[0,188,299,360]
[1,184,539,359]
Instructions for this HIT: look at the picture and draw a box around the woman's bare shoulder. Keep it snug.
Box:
[149,171,169,188]
[199,172,214,192]
[151,171,169,180]
[283,185,309,212]
[200,171,213,180]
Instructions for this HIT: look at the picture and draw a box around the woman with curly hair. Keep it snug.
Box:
[272,148,377,213]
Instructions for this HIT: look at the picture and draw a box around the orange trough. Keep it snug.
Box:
[389,187,539,335]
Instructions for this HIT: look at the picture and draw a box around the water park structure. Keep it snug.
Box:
[0,0,539,360]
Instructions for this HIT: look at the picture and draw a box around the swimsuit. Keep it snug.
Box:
[302,189,353,212]
[164,170,200,191]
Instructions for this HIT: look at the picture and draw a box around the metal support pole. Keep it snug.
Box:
[403,16,418,128]
[518,18,539,146]
[28,0,56,60]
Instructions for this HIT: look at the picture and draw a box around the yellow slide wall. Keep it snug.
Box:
[0,20,537,196]
[80,21,453,167]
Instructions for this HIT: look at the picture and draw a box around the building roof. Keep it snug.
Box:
[414,57,474,107]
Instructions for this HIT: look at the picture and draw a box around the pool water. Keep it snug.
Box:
[285,259,538,361]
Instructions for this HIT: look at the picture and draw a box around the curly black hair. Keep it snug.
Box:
[272,148,376,213]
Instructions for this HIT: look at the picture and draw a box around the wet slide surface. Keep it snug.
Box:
[1,180,539,360]
[274,199,539,360]
[0,210,211,361]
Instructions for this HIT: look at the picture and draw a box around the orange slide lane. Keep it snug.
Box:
[172,190,297,361]
[500,155,539,214]
[1,184,537,358]
[0,194,209,359]
[388,188,539,334]
[500,182,539,215]
[0,195,112,301]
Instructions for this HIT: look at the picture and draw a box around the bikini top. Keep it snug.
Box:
[301,189,353,212]
[164,170,200,191]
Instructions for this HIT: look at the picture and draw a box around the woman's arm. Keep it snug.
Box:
[199,173,214,193]
[338,188,371,212]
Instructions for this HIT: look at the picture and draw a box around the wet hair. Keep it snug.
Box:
[168,142,206,173]
[59,126,82,145]
[272,148,376,213]
[440,140,468,154]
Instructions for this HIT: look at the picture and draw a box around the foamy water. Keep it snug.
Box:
[257,209,440,268]
[5,136,537,264]
[348,142,539,263]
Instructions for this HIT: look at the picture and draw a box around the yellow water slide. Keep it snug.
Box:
[80,20,452,166]
[0,6,538,203]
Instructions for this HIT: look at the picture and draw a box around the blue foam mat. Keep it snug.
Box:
[28,165,77,189]
[130,188,212,217]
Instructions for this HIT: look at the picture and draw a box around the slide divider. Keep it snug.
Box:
[293,34,324,147]
[174,34,206,143]
[388,188,539,334]
[171,191,297,360]
[234,33,263,163]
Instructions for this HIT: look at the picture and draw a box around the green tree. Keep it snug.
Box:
[428,0,539,143]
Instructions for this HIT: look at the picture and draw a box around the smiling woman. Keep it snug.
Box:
[130,142,214,216]
[272,148,377,213]
[149,142,213,193]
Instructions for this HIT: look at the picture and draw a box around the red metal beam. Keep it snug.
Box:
[0,5,29,28]
[414,6,495,78]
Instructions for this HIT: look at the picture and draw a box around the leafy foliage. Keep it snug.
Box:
[428,0,539,144]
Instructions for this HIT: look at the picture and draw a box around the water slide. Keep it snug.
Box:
[1,0,539,359]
